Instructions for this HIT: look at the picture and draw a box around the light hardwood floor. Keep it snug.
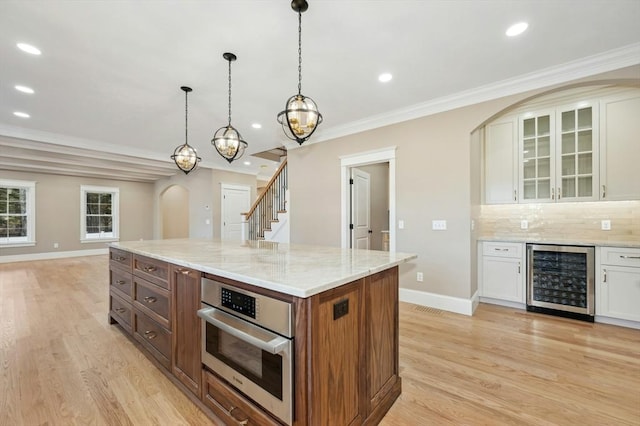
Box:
[1,256,639,425]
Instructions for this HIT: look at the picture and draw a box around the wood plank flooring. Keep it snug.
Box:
[1,256,639,425]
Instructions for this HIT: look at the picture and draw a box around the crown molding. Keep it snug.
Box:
[301,42,640,147]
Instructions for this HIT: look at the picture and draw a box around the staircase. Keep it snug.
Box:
[242,159,289,242]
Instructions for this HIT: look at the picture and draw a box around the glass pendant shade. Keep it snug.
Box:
[212,124,247,163]
[212,52,248,163]
[171,143,200,174]
[171,86,201,174]
[277,94,323,144]
[277,0,322,145]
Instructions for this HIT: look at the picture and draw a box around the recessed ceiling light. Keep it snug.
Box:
[15,85,35,94]
[251,123,262,129]
[17,43,41,55]
[378,73,393,83]
[506,22,528,37]
[244,161,251,166]
[14,111,30,118]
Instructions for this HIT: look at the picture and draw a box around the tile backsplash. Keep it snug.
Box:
[477,201,640,245]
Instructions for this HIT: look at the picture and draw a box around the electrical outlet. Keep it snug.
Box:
[432,220,447,230]
[520,220,528,230]
[53,242,59,249]
[417,272,424,282]
[601,220,611,230]
[398,220,405,229]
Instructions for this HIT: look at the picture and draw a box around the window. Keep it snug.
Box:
[0,179,36,246]
[80,185,119,242]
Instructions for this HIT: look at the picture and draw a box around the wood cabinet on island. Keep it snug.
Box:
[108,239,416,426]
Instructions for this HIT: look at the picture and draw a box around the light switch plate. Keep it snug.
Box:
[601,220,611,230]
[416,272,424,282]
[398,220,405,229]
[432,220,447,230]
[520,220,528,230]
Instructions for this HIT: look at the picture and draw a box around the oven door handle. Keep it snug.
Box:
[197,307,290,355]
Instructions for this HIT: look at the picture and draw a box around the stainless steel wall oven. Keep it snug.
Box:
[526,244,595,322]
[197,277,294,425]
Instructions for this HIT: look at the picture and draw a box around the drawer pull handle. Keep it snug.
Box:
[143,266,157,272]
[494,248,508,251]
[143,296,157,304]
[178,269,190,275]
[116,280,126,285]
[115,308,126,314]
[229,407,248,425]
[144,330,157,339]
[114,256,126,261]
[619,255,640,260]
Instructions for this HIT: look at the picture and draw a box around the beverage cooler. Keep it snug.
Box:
[526,244,595,322]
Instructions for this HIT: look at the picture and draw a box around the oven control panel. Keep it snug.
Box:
[221,287,256,319]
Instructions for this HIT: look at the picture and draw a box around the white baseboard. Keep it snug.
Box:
[0,248,108,263]
[400,288,477,316]
[595,315,640,330]
[479,296,526,310]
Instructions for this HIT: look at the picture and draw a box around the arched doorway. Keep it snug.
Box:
[160,185,189,239]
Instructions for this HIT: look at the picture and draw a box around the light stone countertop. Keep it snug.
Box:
[111,239,417,298]
[477,236,640,248]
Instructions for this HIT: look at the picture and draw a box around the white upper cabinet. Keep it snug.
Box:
[484,117,518,204]
[555,102,599,202]
[599,93,640,201]
[519,111,555,202]
[483,86,637,205]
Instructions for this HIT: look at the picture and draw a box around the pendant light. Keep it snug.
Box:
[277,0,323,145]
[171,86,201,174]
[212,52,248,163]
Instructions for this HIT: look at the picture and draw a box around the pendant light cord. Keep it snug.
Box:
[184,89,189,144]
[298,10,302,95]
[228,58,232,126]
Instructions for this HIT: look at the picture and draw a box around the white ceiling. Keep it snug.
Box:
[1,0,639,181]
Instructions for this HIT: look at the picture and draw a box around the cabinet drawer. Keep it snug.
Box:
[110,293,133,333]
[601,247,640,268]
[483,242,522,258]
[202,370,282,426]
[110,268,133,300]
[134,311,171,369]
[110,248,132,271]
[134,277,171,329]
[133,255,169,289]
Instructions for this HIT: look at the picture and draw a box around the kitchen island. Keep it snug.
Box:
[108,239,416,426]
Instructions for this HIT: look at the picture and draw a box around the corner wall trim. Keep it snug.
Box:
[0,248,108,264]
[399,288,476,316]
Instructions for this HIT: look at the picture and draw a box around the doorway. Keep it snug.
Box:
[160,185,189,239]
[341,147,396,251]
[221,184,250,241]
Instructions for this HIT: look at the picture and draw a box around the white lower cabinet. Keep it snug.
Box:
[480,242,525,305]
[597,247,640,324]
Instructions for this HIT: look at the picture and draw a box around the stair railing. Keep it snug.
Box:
[243,158,288,240]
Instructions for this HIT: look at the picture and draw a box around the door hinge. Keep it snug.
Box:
[349,178,354,185]
[349,224,354,230]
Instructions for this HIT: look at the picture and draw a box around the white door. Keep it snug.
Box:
[350,168,371,249]
[221,184,250,241]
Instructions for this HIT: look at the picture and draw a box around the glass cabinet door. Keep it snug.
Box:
[520,112,555,202]
[557,105,598,201]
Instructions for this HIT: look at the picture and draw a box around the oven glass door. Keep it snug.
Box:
[197,305,292,405]
[205,319,284,399]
